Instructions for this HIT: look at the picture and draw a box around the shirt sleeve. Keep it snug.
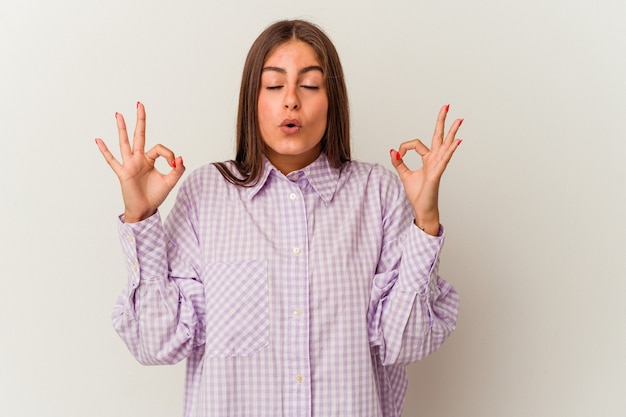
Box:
[111,188,206,366]
[367,178,459,367]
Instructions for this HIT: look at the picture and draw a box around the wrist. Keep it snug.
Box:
[413,208,440,235]
[414,219,440,236]
[123,209,156,223]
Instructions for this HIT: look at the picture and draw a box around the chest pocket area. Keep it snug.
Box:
[203,259,269,357]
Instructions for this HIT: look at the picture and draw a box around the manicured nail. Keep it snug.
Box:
[179,157,184,166]
[136,101,140,109]
[389,149,394,157]
[445,104,450,112]
[396,151,402,160]
[172,160,177,168]
[458,139,463,145]
[459,118,464,126]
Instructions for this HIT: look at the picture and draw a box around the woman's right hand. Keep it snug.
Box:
[95,102,185,223]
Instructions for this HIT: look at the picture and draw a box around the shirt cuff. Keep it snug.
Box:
[118,211,168,286]
[396,224,445,294]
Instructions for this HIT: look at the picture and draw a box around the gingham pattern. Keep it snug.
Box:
[112,154,459,417]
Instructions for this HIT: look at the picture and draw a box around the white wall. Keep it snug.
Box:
[1,0,624,416]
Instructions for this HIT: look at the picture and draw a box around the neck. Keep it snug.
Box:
[265,146,322,175]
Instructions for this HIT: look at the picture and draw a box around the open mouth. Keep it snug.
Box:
[280,118,302,134]
[281,119,301,128]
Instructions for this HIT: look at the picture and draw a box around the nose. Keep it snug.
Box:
[283,86,300,110]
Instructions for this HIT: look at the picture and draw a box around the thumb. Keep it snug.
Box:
[389,149,411,179]
[166,156,186,187]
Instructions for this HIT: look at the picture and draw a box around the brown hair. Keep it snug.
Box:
[214,19,351,186]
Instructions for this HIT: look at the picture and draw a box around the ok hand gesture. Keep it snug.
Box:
[95,102,185,223]
[390,104,463,236]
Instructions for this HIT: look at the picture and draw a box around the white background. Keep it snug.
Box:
[1,1,625,416]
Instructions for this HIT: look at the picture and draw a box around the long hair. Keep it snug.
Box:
[214,19,351,186]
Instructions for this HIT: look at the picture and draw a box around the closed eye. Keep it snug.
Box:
[301,85,320,90]
[266,86,283,90]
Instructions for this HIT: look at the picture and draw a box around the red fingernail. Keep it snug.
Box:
[136,101,140,109]
[172,160,177,168]
[115,112,118,118]
[459,118,464,126]
[389,149,394,157]
[458,139,463,145]
[396,152,402,160]
[445,104,450,112]
[180,157,184,166]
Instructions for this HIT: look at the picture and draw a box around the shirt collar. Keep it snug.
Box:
[246,153,341,204]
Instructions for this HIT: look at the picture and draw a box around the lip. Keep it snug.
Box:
[280,118,302,134]
[280,119,302,128]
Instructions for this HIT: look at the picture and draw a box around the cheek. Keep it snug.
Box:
[315,100,329,127]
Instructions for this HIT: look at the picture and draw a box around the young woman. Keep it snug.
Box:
[96,19,462,417]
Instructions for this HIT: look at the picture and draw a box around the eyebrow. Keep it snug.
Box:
[261,65,324,75]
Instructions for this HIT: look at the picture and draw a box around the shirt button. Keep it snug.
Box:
[295,375,303,384]
[289,193,297,200]
[127,235,134,242]
[131,262,138,270]
[292,247,301,255]
[292,308,302,318]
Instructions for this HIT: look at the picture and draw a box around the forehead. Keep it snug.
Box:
[264,40,321,68]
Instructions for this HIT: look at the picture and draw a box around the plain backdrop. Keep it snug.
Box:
[1,0,625,416]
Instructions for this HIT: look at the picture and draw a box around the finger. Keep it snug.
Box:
[442,138,463,163]
[145,144,176,166]
[443,118,464,146]
[431,104,449,150]
[398,138,430,157]
[116,112,132,160]
[432,138,463,176]
[95,138,123,174]
[132,101,146,154]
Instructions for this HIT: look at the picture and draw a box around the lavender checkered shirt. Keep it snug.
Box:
[112,153,459,417]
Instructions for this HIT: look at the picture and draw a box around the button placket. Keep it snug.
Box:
[281,173,310,404]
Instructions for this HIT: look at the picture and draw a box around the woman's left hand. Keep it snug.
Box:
[390,104,463,236]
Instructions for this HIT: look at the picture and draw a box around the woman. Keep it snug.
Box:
[96,19,462,417]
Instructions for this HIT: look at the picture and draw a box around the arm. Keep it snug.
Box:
[97,103,204,364]
[369,104,463,365]
[368,221,459,366]
[111,208,206,365]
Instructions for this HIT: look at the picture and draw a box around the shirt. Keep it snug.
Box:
[112,153,459,417]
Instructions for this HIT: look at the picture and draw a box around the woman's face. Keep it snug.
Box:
[257,40,328,174]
